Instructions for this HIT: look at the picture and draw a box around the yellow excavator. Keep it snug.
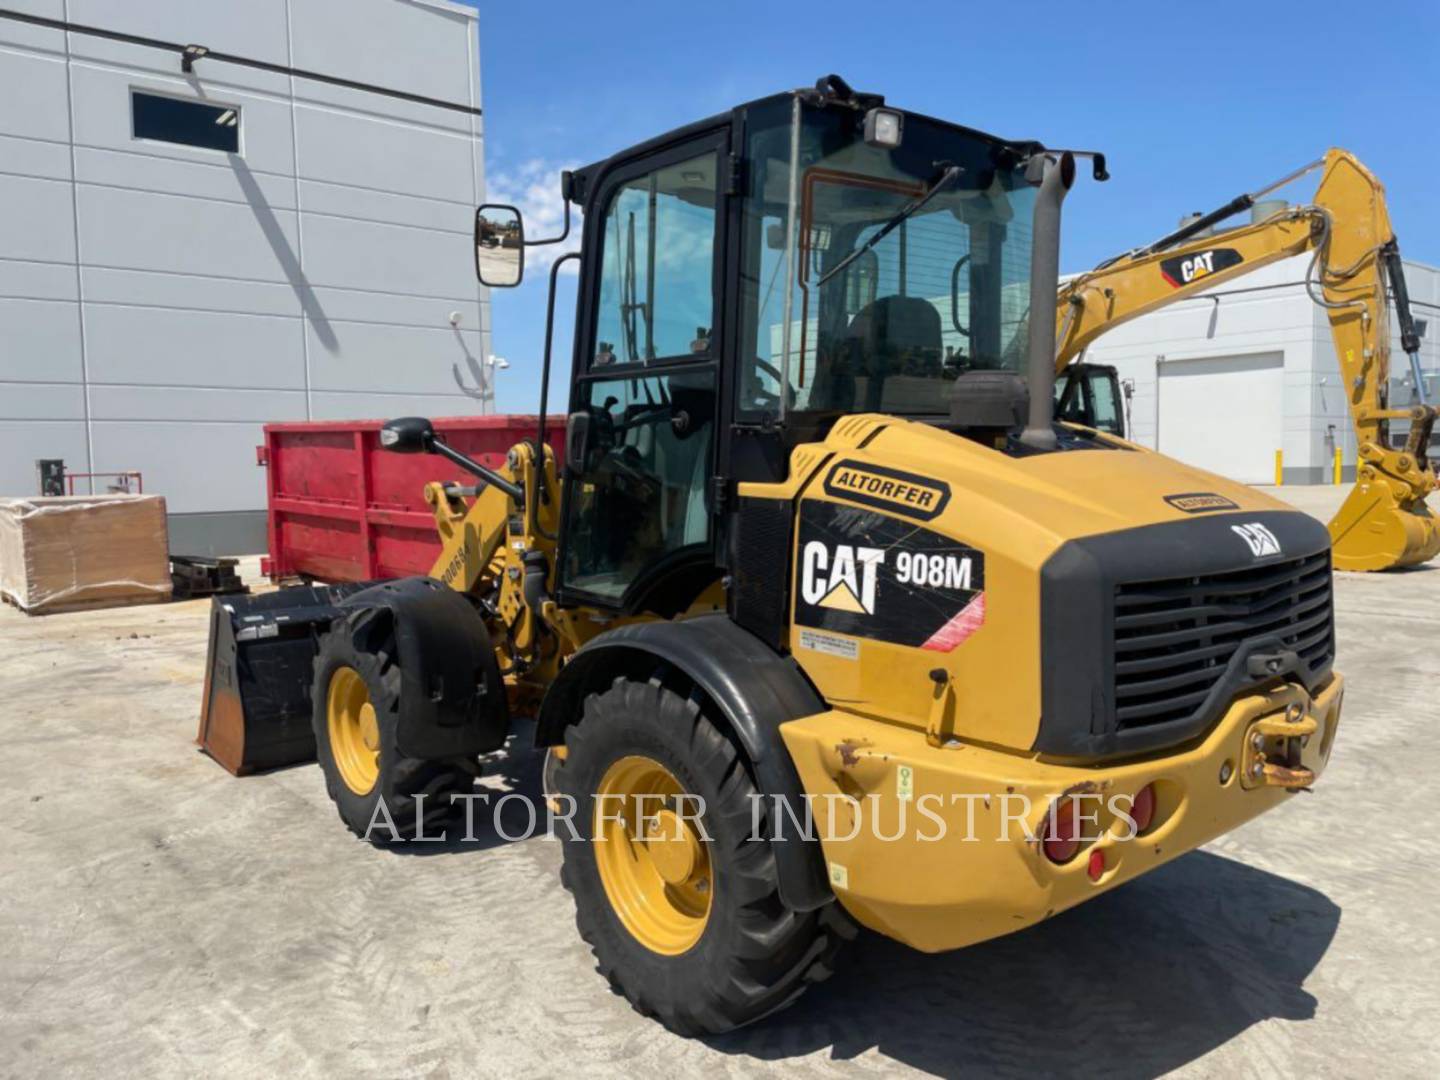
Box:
[212,77,1357,1035]
[1051,148,1439,571]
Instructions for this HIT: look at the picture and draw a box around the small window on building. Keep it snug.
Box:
[131,91,240,153]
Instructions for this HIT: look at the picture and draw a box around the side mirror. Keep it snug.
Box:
[475,204,524,287]
[378,416,435,454]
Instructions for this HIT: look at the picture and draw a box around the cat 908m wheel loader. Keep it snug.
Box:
[229,77,1352,1035]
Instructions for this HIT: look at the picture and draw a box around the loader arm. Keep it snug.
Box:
[420,438,570,701]
[1053,148,1440,571]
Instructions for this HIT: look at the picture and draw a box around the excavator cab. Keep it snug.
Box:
[1055,361,1126,437]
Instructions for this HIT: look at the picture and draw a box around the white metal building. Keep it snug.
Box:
[1079,253,1440,485]
[0,0,492,554]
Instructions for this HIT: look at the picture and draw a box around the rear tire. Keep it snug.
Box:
[556,676,854,1035]
[312,607,472,843]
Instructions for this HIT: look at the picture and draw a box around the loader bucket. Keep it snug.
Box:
[1328,480,1440,572]
[196,582,378,775]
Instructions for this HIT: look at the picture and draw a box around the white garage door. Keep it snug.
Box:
[1158,352,1283,484]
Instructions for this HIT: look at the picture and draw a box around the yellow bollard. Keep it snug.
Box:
[1274,449,1284,487]
[1334,446,1342,485]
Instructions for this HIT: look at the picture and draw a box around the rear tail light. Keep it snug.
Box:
[1130,783,1157,835]
[1042,799,1081,863]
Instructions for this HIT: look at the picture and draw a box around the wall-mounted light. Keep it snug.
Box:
[181,43,209,73]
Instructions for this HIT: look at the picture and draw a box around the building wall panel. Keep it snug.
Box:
[0,0,485,541]
[90,419,267,512]
[81,305,305,389]
[0,298,83,383]
[289,0,474,106]
[0,173,76,264]
[0,420,90,498]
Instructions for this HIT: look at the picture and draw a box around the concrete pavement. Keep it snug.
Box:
[1,486,1437,1078]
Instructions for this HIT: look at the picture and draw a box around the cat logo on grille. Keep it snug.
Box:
[1232,522,1282,558]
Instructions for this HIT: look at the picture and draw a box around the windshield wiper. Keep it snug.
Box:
[815,163,964,287]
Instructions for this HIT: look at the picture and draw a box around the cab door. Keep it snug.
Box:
[558,129,730,613]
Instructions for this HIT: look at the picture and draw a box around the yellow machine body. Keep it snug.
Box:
[726,413,1343,947]
[780,675,1341,951]
[417,403,1343,950]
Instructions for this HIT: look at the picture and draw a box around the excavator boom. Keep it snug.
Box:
[1055,148,1439,571]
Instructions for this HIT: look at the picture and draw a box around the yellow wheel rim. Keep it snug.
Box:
[327,666,380,796]
[594,755,712,956]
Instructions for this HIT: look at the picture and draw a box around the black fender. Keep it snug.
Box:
[338,576,508,759]
[537,613,832,911]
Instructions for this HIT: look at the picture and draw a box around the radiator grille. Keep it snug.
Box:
[1112,551,1333,731]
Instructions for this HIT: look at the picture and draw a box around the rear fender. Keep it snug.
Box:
[338,577,508,759]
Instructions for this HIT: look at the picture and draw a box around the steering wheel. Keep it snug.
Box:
[747,357,793,412]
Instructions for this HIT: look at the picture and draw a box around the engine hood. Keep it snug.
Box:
[769,415,1331,758]
[858,419,1297,550]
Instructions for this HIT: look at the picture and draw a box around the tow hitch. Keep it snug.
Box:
[1241,701,1318,790]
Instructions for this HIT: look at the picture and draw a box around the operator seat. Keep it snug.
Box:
[845,296,944,411]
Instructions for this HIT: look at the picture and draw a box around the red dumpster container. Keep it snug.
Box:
[259,415,565,583]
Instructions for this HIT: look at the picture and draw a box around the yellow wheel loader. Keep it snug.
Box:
[1050,148,1439,571]
[247,77,1349,1034]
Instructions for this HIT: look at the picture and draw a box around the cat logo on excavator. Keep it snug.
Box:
[1159,247,1244,287]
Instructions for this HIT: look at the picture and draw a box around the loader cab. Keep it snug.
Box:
[541,83,1053,617]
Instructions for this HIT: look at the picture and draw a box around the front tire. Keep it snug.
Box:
[556,676,853,1035]
[312,608,472,842]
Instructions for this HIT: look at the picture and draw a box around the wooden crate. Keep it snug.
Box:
[0,494,172,614]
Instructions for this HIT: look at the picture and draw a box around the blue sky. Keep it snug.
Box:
[460,0,1440,414]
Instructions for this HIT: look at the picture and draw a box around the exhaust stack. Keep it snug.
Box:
[1019,151,1076,451]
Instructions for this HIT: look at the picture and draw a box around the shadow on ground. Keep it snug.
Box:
[390,721,549,856]
[710,850,1338,1078]
[385,729,1339,1078]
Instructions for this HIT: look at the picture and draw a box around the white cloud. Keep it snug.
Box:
[484,158,584,277]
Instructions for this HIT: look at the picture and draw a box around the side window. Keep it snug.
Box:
[593,153,718,365]
[565,373,716,600]
[1089,371,1122,434]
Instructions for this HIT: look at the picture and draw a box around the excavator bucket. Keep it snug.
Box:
[196,582,376,775]
[1328,479,1440,572]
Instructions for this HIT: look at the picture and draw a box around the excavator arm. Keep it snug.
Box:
[1054,148,1439,571]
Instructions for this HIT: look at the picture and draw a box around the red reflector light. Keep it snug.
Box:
[1131,783,1157,835]
[1042,799,1080,863]
[1087,849,1105,882]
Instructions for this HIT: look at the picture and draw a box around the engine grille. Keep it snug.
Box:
[1112,551,1333,731]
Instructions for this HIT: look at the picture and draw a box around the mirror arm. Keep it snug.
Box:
[525,189,573,247]
[427,437,524,502]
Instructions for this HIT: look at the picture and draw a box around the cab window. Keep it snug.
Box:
[593,153,719,366]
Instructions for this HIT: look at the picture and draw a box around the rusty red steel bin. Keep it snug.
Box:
[259,415,565,583]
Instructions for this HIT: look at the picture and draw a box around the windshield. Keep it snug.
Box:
[739,97,1038,417]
